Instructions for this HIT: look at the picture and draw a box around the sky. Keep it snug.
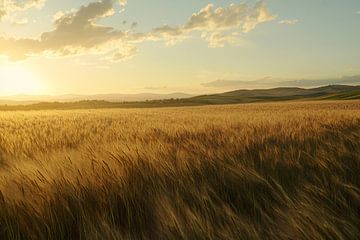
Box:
[0,0,359,96]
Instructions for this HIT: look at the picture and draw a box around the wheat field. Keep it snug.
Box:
[0,100,359,239]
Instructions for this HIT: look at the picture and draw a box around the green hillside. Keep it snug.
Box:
[187,85,360,104]
[1,85,359,111]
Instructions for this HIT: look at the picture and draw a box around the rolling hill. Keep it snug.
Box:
[0,85,359,110]
[187,85,360,104]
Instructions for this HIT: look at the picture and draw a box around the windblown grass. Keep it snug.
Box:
[0,100,359,239]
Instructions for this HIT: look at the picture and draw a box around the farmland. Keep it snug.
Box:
[0,100,359,239]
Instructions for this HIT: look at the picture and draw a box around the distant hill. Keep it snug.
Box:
[0,92,193,105]
[187,85,360,104]
[1,85,359,111]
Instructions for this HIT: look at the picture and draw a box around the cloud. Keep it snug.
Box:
[0,0,134,60]
[356,10,360,14]
[278,19,299,25]
[0,0,45,20]
[148,1,276,47]
[41,0,121,52]
[11,17,28,25]
[0,0,275,61]
[118,0,127,6]
[131,22,137,28]
[203,31,243,48]
[111,44,137,62]
[202,75,360,89]
[202,79,260,88]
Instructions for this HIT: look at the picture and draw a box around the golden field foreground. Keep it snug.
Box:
[0,101,359,240]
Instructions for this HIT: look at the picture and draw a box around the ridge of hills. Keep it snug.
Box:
[1,85,359,110]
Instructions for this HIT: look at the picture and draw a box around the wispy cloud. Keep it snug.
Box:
[149,2,276,47]
[356,10,360,14]
[0,0,45,20]
[11,17,29,25]
[202,75,360,89]
[0,0,276,62]
[278,19,299,25]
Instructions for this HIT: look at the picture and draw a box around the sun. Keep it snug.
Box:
[0,65,44,95]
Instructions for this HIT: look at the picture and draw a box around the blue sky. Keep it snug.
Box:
[0,0,359,95]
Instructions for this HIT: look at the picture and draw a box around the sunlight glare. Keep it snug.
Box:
[0,65,44,95]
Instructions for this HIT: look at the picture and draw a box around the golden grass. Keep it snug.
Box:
[0,100,359,239]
